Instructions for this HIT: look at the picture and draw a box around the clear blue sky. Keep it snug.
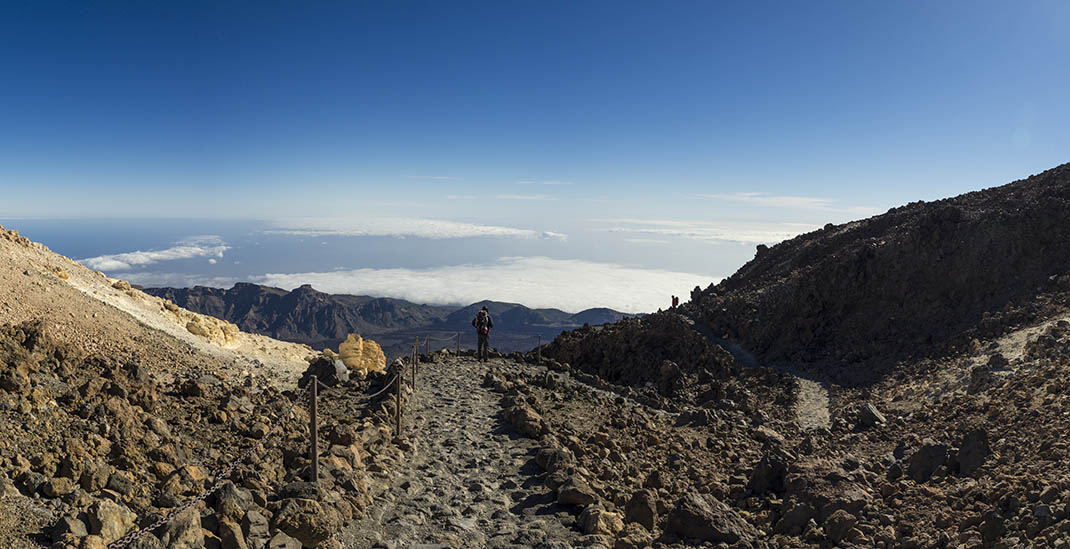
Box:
[1,1,1068,311]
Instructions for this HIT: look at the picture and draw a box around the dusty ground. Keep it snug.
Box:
[0,224,314,388]
[341,357,580,548]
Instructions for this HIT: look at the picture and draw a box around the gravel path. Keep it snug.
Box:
[680,312,831,431]
[339,357,579,549]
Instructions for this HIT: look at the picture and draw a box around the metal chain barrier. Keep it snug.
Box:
[107,382,316,549]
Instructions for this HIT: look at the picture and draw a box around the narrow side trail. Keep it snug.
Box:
[339,357,578,549]
[680,313,831,431]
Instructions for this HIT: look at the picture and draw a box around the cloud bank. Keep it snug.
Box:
[266,217,567,241]
[593,218,816,245]
[79,236,229,272]
[693,192,880,216]
[246,257,713,313]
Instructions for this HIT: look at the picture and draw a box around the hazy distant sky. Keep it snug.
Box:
[2,2,1068,312]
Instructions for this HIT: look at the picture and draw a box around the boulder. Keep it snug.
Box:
[954,429,989,476]
[158,508,204,549]
[773,501,815,535]
[557,476,599,507]
[752,426,785,445]
[87,499,137,544]
[857,403,886,427]
[624,490,657,531]
[578,506,625,536]
[613,522,653,549]
[217,519,247,549]
[535,447,573,473]
[241,509,270,542]
[272,498,343,548]
[505,405,546,438]
[337,334,387,375]
[42,476,76,498]
[907,440,948,482]
[666,493,756,543]
[823,509,858,543]
[50,516,88,541]
[266,532,302,549]
[749,447,793,494]
[299,356,349,388]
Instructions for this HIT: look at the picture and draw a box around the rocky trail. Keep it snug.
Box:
[680,312,831,431]
[340,357,579,548]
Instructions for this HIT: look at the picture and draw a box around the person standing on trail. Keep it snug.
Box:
[472,306,494,362]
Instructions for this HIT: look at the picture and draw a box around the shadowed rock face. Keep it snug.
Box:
[687,163,1070,383]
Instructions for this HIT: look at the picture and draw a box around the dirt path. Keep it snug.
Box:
[679,313,831,431]
[339,357,578,549]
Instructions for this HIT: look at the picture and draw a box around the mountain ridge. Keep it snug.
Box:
[144,283,635,356]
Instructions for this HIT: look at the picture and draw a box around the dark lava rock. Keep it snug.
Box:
[665,492,757,543]
[907,440,948,482]
[299,355,349,387]
[954,428,989,476]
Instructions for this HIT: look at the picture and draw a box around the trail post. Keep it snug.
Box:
[456,332,460,354]
[309,375,319,490]
[537,335,542,364]
[395,366,402,436]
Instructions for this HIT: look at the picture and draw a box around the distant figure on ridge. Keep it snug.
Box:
[472,306,494,362]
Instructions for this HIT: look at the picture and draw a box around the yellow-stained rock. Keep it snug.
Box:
[338,334,386,375]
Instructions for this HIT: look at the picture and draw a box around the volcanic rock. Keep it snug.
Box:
[666,493,756,543]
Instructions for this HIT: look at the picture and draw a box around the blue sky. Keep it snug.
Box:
[2,1,1068,312]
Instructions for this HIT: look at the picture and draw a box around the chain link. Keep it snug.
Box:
[107,382,315,549]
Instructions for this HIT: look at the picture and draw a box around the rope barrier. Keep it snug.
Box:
[312,373,399,402]
[107,329,512,549]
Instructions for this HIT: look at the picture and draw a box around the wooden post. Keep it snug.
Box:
[456,332,460,354]
[537,335,542,364]
[309,375,319,488]
[412,342,417,391]
[425,335,429,356]
[395,368,402,436]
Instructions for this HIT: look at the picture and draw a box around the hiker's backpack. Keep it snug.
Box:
[476,312,490,335]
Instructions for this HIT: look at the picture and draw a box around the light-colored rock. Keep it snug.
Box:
[158,508,205,549]
[266,532,302,549]
[579,506,625,536]
[272,499,343,548]
[337,334,386,375]
[87,499,137,543]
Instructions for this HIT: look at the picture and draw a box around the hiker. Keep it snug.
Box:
[671,295,679,308]
[472,306,494,362]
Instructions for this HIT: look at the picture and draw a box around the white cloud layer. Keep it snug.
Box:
[79,236,229,272]
[692,192,880,216]
[266,217,567,241]
[252,257,710,313]
[593,218,817,245]
[496,194,557,201]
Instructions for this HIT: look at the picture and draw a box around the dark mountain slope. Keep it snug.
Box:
[144,284,633,356]
[684,163,1070,382]
[148,283,452,347]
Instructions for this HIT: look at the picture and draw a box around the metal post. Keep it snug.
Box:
[310,375,319,488]
[395,367,402,436]
[537,335,542,364]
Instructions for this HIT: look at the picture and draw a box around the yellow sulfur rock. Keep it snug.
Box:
[338,334,386,375]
